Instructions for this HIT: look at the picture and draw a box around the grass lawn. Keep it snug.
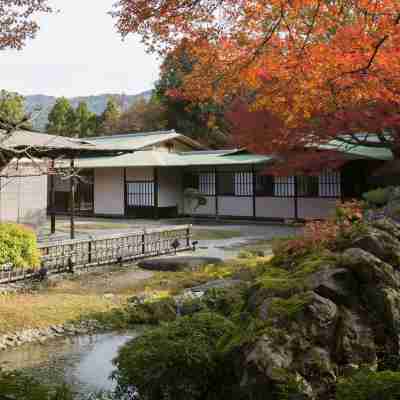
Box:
[0,254,272,335]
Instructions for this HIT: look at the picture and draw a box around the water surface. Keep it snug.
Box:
[0,332,138,397]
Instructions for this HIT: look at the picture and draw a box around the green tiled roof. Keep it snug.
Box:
[85,130,205,150]
[320,139,394,161]
[75,150,272,169]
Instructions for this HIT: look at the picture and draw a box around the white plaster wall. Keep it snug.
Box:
[94,168,124,215]
[185,196,216,216]
[158,168,183,212]
[256,197,295,219]
[219,197,253,217]
[298,198,337,220]
[0,175,47,227]
[126,167,153,181]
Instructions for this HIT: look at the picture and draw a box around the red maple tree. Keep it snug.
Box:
[112,0,400,166]
[0,0,52,50]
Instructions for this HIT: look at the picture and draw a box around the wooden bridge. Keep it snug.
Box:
[0,225,192,284]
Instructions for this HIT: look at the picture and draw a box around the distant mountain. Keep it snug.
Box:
[24,90,153,131]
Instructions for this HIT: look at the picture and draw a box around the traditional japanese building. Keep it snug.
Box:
[50,130,394,221]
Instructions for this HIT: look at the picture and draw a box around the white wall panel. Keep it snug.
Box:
[0,175,47,227]
[298,198,337,220]
[219,197,253,217]
[256,197,295,219]
[94,168,124,215]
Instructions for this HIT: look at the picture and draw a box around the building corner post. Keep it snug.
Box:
[294,175,299,221]
[123,168,127,217]
[214,167,219,219]
[70,158,76,240]
[50,159,56,234]
[154,167,159,220]
[252,165,256,219]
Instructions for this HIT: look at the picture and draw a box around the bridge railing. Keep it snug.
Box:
[0,225,192,284]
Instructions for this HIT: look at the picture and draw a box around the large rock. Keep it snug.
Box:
[351,228,400,265]
[306,268,358,306]
[335,307,377,368]
[138,256,223,272]
[372,218,400,241]
[342,248,400,288]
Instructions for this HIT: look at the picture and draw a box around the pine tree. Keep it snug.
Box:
[65,106,78,137]
[46,97,73,136]
[75,101,94,137]
[99,97,121,134]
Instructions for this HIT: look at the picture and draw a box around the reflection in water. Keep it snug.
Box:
[0,332,138,397]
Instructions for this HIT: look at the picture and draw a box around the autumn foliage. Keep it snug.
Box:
[274,201,364,258]
[0,1,52,50]
[113,0,400,157]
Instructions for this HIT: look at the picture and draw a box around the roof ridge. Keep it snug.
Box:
[84,130,177,141]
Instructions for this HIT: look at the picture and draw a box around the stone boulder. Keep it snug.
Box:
[335,307,377,368]
[372,218,400,241]
[138,256,223,272]
[351,227,400,265]
[342,248,400,288]
[306,268,358,306]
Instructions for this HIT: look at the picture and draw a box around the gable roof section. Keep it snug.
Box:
[85,130,206,151]
[76,150,272,169]
[319,139,394,161]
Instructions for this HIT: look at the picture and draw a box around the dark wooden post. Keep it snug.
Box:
[70,158,76,240]
[214,168,219,219]
[154,167,159,220]
[142,232,146,255]
[252,165,257,219]
[123,168,128,217]
[186,226,191,247]
[294,176,299,221]
[50,159,56,234]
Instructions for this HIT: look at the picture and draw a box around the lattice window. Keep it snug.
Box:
[127,181,154,206]
[199,172,216,195]
[319,170,341,198]
[274,176,295,197]
[234,172,253,196]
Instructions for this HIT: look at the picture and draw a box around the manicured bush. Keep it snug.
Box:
[0,223,40,268]
[113,312,237,400]
[363,187,393,207]
[0,370,73,400]
[273,201,364,260]
[124,296,177,325]
[336,370,400,400]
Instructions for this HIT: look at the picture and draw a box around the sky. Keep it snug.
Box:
[0,0,161,98]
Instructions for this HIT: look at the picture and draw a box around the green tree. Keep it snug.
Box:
[75,101,95,137]
[65,106,78,136]
[155,45,228,147]
[116,98,167,133]
[0,90,27,126]
[46,97,74,136]
[99,96,121,134]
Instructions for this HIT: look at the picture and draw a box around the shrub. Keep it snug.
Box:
[363,187,393,207]
[0,223,40,268]
[336,370,400,400]
[0,370,73,400]
[273,201,364,260]
[113,312,237,400]
[124,296,177,325]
